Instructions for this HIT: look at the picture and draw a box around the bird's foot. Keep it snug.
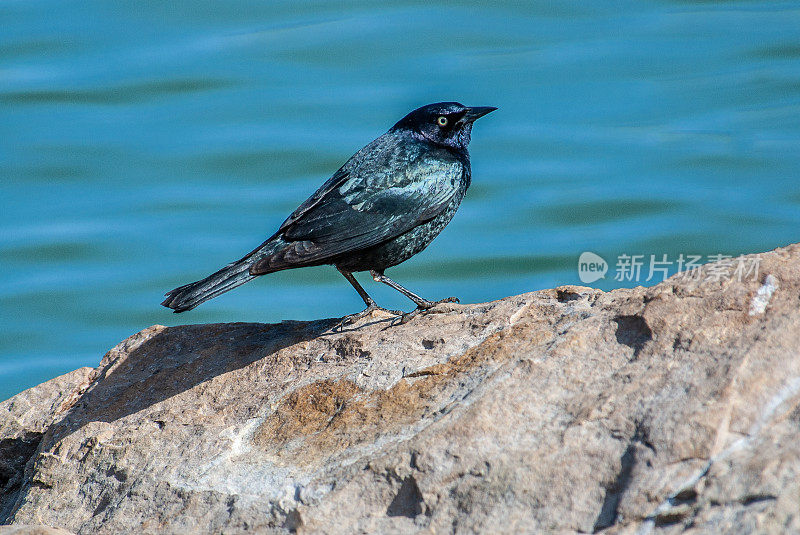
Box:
[336,304,403,330]
[395,297,460,325]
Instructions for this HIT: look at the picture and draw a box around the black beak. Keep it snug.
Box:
[462,106,498,123]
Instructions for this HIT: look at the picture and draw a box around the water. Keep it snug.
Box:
[2,1,800,401]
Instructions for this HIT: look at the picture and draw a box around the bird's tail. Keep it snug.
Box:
[161,258,257,313]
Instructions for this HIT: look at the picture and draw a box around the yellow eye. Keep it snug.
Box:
[437,116,448,126]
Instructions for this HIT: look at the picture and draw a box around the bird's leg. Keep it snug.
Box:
[369,270,459,323]
[336,268,402,327]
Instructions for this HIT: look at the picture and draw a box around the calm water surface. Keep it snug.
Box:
[3,1,800,400]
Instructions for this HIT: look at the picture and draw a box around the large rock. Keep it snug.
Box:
[2,244,800,534]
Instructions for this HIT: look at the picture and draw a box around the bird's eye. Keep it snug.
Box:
[437,116,448,127]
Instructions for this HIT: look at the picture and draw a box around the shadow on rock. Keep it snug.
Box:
[47,320,336,442]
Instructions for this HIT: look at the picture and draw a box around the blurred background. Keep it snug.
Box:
[2,1,799,400]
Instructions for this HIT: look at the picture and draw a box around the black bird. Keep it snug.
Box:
[162,102,496,324]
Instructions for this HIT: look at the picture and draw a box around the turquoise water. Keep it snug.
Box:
[3,1,800,401]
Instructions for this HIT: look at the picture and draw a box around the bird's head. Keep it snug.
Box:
[392,102,497,152]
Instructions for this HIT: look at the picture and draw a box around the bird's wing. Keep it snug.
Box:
[250,143,464,274]
[275,166,351,234]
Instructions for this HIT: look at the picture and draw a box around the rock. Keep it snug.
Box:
[0,526,74,535]
[2,244,800,534]
[0,366,94,524]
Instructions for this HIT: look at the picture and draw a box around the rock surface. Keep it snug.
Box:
[2,244,800,534]
[0,527,74,535]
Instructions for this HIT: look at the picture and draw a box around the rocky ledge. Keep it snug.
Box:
[2,244,800,534]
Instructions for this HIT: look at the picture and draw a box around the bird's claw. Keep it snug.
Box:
[393,297,461,325]
[396,308,422,325]
[336,304,403,330]
[417,296,460,309]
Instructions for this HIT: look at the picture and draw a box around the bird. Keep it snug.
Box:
[161,102,496,325]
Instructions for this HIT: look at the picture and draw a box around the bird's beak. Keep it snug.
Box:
[462,106,498,123]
